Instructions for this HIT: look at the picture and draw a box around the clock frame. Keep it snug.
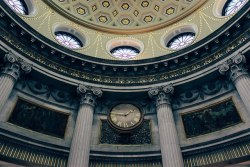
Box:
[108,104,144,132]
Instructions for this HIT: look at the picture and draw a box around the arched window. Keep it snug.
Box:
[5,0,28,15]
[222,0,247,16]
[167,32,195,50]
[110,46,140,59]
[55,32,83,49]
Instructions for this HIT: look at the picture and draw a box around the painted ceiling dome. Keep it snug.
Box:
[47,0,205,34]
[10,0,248,61]
[0,0,249,87]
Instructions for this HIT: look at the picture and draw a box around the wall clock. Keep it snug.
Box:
[108,104,143,132]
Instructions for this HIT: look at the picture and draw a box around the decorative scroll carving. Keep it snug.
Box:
[218,53,248,82]
[173,79,233,109]
[148,84,174,106]
[182,99,242,138]
[1,52,32,80]
[77,84,102,106]
[16,79,76,106]
[100,120,151,145]
[8,99,69,138]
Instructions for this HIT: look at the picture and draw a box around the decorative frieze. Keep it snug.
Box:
[15,78,78,109]
[172,79,234,109]
[0,21,249,86]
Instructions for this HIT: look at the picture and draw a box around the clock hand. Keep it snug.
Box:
[124,110,131,115]
[111,112,126,116]
[125,110,135,116]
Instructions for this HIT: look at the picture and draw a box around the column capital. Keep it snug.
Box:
[218,53,248,82]
[77,84,102,107]
[1,52,32,80]
[148,84,174,106]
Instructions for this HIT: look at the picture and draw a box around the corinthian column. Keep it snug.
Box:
[67,85,102,167]
[218,53,250,111]
[148,85,184,167]
[0,52,31,112]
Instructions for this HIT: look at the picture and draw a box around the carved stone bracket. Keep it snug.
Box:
[1,52,32,81]
[218,53,248,82]
[77,84,102,107]
[148,84,174,107]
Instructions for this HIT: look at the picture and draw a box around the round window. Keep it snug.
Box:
[167,32,195,50]
[222,0,247,16]
[5,0,28,15]
[55,31,83,49]
[110,46,140,60]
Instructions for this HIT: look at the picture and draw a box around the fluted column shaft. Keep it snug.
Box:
[149,85,184,167]
[234,75,250,111]
[157,103,184,167]
[67,85,102,167]
[0,74,16,111]
[218,53,250,112]
[67,104,93,167]
[0,52,31,112]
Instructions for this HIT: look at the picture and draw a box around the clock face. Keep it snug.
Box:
[108,104,143,131]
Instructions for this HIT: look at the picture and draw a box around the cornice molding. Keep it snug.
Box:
[0,25,249,87]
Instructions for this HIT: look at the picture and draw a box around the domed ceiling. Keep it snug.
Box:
[0,0,249,87]
[47,0,205,34]
[5,0,247,61]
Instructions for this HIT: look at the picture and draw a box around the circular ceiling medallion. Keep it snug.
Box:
[46,0,206,34]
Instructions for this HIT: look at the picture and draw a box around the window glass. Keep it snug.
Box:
[222,0,247,16]
[55,32,83,49]
[167,32,195,50]
[111,46,140,59]
[5,0,28,15]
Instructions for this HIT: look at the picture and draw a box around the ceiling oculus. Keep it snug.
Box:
[55,31,83,49]
[108,104,143,132]
[222,0,247,16]
[5,0,28,15]
[167,32,195,50]
[110,46,140,60]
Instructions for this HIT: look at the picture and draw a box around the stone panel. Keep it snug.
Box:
[8,99,69,138]
[182,99,242,138]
